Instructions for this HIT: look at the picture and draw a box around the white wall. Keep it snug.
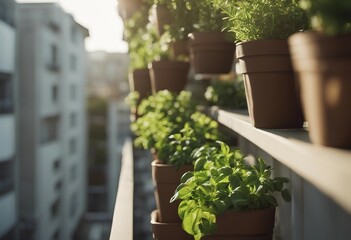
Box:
[0,192,16,236]
[0,21,15,73]
[0,115,15,161]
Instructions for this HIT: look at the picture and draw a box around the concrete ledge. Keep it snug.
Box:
[109,138,134,240]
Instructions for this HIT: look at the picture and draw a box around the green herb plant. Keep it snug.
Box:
[212,0,308,41]
[131,90,196,150]
[124,8,160,70]
[171,141,291,240]
[125,91,140,112]
[205,80,247,109]
[157,112,219,167]
[299,0,351,35]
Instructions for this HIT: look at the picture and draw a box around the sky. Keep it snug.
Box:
[16,0,128,53]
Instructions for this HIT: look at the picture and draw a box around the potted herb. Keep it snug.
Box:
[288,0,351,147]
[149,0,173,36]
[163,0,197,59]
[188,0,235,74]
[171,142,291,240]
[152,112,220,223]
[124,10,154,104]
[214,0,307,128]
[148,30,190,94]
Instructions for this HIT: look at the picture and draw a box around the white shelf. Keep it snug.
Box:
[110,139,133,240]
[207,107,351,214]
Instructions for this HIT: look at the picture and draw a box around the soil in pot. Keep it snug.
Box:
[289,32,351,148]
[236,39,304,129]
[189,32,235,74]
[151,160,193,223]
[151,210,193,240]
[149,60,189,94]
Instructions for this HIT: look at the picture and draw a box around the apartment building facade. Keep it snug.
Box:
[16,3,89,240]
[0,0,17,239]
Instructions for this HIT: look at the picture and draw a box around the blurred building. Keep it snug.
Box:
[16,3,89,240]
[78,51,130,240]
[87,51,129,98]
[0,0,17,239]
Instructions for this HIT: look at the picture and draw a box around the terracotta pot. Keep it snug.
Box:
[289,32,351,148]
[151,160,193,223]
[236,39,304,128]
[151,210,193,240]
[149,60,189,94]
[118,0,142,20]
[203,208,275,240]
[129,68,152,101]
[170,40,189,59]
[189,32,235,74]
[152,4,172,36]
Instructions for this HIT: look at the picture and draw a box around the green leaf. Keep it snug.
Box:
[219,166,233,176]
[194,157,207,171]
[181,171,194,183]
[281,189,292,202]
[230,175,241,189]
[266,194,278,206]
[178,200,189,219]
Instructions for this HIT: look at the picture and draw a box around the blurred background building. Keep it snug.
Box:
[0,1,130,239]
[16,2,89,240]
[0,0,17,239]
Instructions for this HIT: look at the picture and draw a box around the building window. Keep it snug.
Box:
[41,116,60,144]
[0,160,14,196]
[70,54,77,71]
[0,1,15,27]
[0,74,13,114]
[48,45,59,71]
[52,85,59,103]
[69,138,77,154]
[53,159,61,171]
[70,112,77,127]
[51,198,60,219]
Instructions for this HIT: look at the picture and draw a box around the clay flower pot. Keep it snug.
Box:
[151,210,193,240]
[236,39,304,128]
[289,32,351,148]
[129,68,152,101]
[202,208,275,240]
[151,4,172,36]
[149,60,189,94]
[189,32,235,74]
[170,40,189,59]
[151,160,193,223]
[118,0,143,20]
